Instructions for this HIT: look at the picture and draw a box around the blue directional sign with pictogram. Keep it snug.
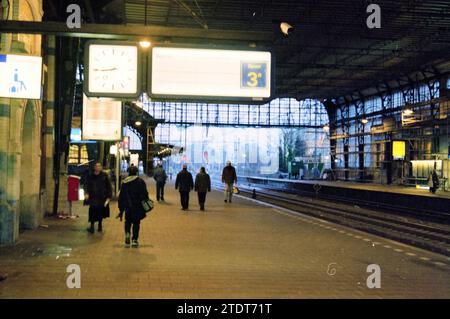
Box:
[0,54,42,99]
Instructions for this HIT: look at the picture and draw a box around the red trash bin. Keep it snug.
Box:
[68,175,81,202]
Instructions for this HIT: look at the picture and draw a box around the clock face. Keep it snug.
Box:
[87,43,139,97]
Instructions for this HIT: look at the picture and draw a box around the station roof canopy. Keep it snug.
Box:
[127,0,450,101]
[40,0,450,100]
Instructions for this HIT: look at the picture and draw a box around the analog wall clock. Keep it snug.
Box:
[84,41,141,98]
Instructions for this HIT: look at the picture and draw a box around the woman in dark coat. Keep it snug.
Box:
[117,166,149,247]
[194,167,211,211]
[428,169,440,194]
[84,162,112,233]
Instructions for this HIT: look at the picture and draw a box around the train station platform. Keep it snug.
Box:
[244,177,450,216]
[1,178,449,298]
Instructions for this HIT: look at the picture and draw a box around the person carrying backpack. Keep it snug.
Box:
[153,163,168,202]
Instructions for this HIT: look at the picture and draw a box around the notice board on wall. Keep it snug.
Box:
[82,94,122,141]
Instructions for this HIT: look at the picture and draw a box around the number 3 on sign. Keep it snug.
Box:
[242,62,267,89]
[247,72,260,87]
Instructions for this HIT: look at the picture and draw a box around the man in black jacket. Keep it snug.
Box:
[195,167,211,211]
[117,166,149,247]
[153,163,168,202]
[222,161,237,203]
[175,164,194,211]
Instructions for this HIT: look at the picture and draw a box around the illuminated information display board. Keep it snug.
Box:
[151,47,271,100]
[392,140,406,160]
[0,54,42,99]
[82,95,122,141]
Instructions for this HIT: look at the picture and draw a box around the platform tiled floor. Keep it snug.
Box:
[1,179,449,298]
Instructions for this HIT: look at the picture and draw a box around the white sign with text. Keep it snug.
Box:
[82,94,122,141]
[151,47,271,100]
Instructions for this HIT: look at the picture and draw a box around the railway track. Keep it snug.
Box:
[213,182,450,257]
[244,177,450,223]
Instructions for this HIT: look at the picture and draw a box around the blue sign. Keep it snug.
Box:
[241,62,267,88]
[0,54,42,99]
[70,128,95,144]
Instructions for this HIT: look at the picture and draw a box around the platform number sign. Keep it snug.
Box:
[241,62,268,89]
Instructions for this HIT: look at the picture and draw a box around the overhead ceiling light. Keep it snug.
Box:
[280,22,294,36]
[139,40,152,49]
[135,121,142,126]
[361,118,369,124]
[403,108,414,115]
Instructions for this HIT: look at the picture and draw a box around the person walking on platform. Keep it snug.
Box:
[153,163,167,202]
[222,160,237,203]
[195,167,211,211]
[84,162,112,233]
[117,166,150,248]
[428,169,440,194]
[175,164,194,211]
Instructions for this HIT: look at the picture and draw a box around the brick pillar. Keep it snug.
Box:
[0,98,13,244]
[0,0,21,243]
[0,98,23,244]
[0,0,45,244]
[44,36,56,215]
[43,35,69,216]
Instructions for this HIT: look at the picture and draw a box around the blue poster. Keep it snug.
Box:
[241,62,267,88]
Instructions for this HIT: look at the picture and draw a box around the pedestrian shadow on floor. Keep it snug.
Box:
[112,243,154,249]
[181,208,221,214]
[107,247,157,273]
[155,200,173,206]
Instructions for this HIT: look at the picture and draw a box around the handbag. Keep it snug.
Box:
[233,186,240,194]
[124,185,154,213]
[141,198,154,213]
